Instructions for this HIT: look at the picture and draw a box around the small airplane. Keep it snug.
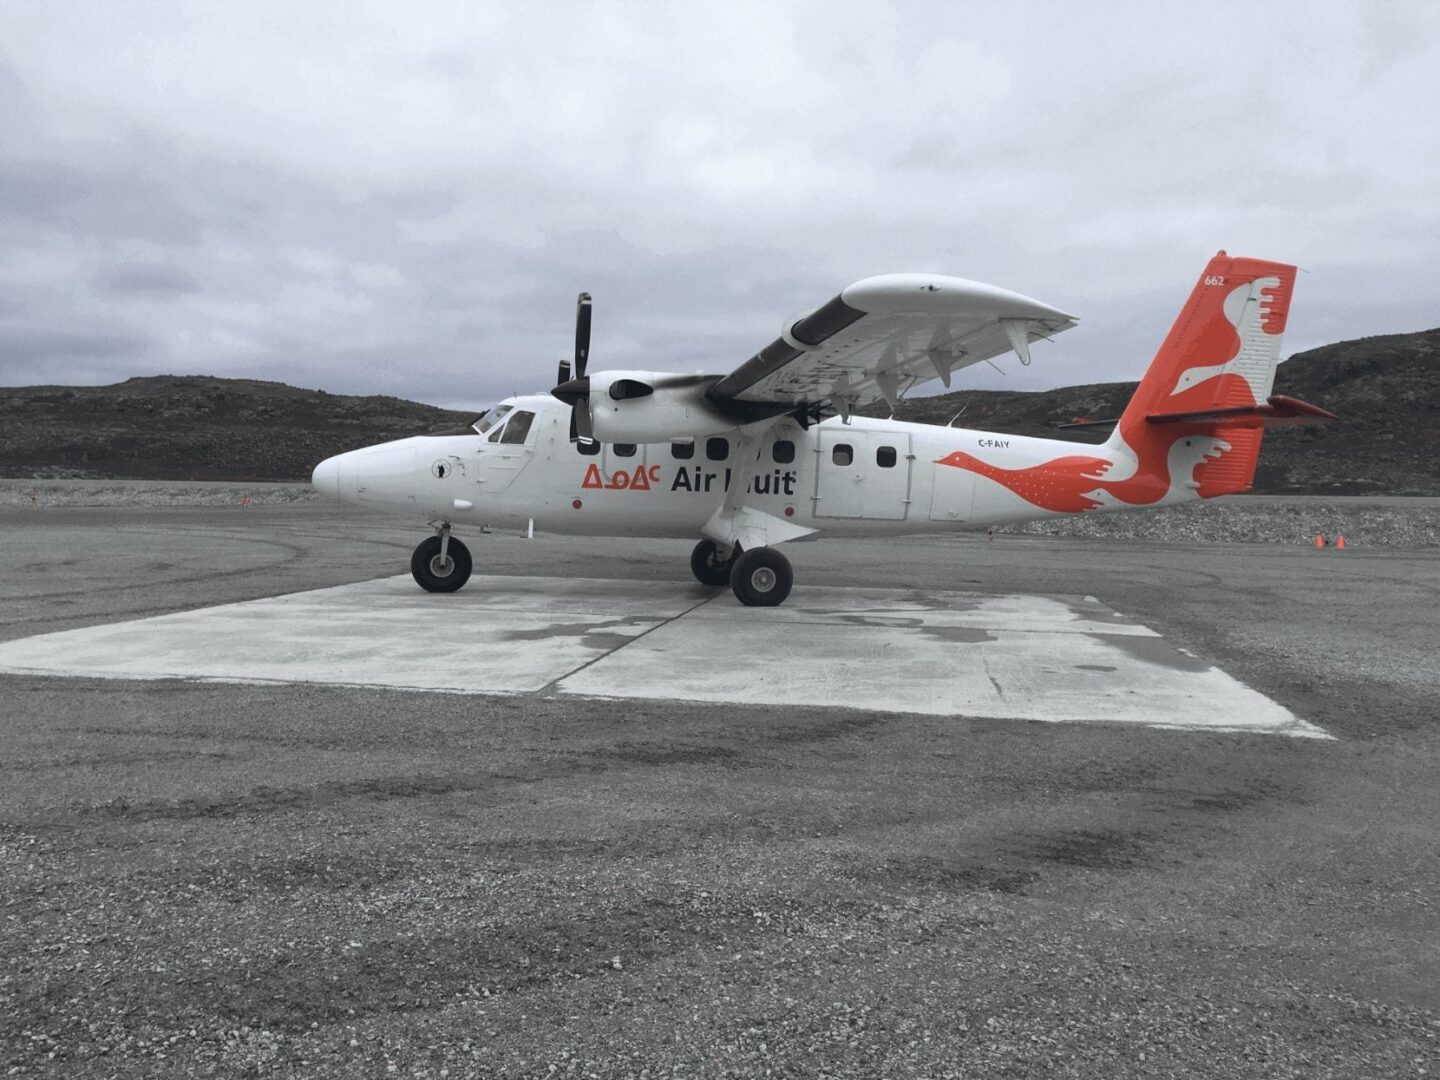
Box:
[311,252,1336,606]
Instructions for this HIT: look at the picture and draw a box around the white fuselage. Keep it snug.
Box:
[313,394,1201,538]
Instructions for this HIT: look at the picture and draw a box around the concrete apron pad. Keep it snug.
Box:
[0,574,1329,738]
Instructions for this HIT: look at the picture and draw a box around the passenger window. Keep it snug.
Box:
[832,443,853,466]
[498,410,534,444]
[671,440,695,460]
[772,439,795,464]
[706,437,729,461]
[612,443,637,458]
[577,439,600,456]
[876,445,897,468]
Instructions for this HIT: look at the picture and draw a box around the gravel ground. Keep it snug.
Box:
[1004,495,1440,548]
[0,478,318,509]
[5,478,1438,547]
[1,501,1437,1078]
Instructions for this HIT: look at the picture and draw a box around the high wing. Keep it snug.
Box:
[708,274,1078,418]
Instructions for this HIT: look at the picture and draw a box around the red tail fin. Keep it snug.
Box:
[1109,252,1298,497]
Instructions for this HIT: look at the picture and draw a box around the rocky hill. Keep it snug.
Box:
[1,328,1436,493]
[0,376,476,482]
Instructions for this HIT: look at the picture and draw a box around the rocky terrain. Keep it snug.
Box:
[0,376,476,482]
[1,327,1436,493]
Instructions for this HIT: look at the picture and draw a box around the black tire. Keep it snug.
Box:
[729,546,793,607]
[689,539,734,587]
[410,535,473,593]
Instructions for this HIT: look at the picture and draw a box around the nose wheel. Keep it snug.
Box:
[411,528,473,592]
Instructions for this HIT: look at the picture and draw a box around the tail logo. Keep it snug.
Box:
[1168,274,1287,404]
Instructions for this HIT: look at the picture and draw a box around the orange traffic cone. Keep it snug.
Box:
[1336,534,1346,550]
[1314,533,1325,549]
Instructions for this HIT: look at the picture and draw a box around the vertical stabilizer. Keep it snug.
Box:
[1108,252,1297,497]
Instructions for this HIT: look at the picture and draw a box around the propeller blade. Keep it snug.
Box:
[554,293,593,442]
[574,291,592,379]
[571,399,594,443]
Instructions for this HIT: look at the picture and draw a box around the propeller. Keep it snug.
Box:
[552,292,594,442]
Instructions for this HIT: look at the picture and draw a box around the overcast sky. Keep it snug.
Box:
[2,1,1437,410]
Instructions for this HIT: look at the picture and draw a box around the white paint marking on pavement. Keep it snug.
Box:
[0,576,681,694]
[0,575,1329,738]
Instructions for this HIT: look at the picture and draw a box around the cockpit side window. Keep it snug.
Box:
[473,405,512,436]
[498,410,535,444]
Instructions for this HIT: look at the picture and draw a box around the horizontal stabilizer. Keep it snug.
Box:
[1054,416,1119,430]
[1145,394,1338,429]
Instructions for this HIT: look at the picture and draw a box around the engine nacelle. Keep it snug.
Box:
[585,369,744,443]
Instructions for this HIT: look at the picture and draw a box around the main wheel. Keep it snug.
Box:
[729,546,793,607]
[689,539,734,587]
[410,535,473,593]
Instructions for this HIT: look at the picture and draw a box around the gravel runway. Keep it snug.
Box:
[1,499,1437,1078]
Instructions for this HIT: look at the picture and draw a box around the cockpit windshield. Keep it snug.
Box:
[472,405,512,436]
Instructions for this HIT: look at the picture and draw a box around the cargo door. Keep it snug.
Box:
[815,429,911,520]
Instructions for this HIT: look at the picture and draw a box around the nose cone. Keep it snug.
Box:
[311,454,342,498]
[551,375,590,405]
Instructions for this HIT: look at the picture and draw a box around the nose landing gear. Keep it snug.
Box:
[411,523,473,592]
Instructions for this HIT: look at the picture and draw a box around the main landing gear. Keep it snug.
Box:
[689,539,734,587]
[689,539,793,607]
[411,523,472,593]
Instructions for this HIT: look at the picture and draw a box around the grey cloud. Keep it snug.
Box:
[0,153,205,248]
[0,55,29,131]
[96,264,203,297]
[0,327,150,361]
[363,188,462,223]
[0,325,151,370]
